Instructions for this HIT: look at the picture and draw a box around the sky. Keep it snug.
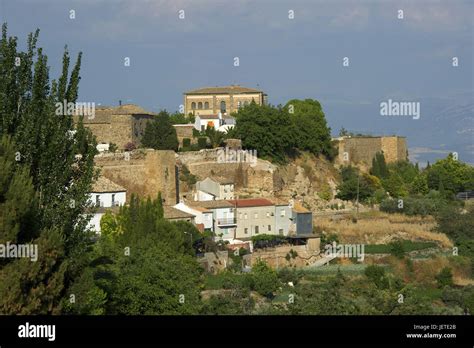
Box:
[1,0,473,164]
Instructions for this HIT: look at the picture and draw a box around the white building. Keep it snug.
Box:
[194,113,235,133]
[195,176,235,201]
[173,201,213,231]
[188,200,237,241]
[87,176,126,233]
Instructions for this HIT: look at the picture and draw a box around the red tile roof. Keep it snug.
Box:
[227,198,274,208]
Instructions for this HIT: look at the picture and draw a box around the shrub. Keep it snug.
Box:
[389,240,405,259]
[251,260,280,298]
[182,138,191,148]
[364,265,389,289]
[380,196,447,216]
[108,143,118,153]
[436,267,454,288]
[124,142,136,151]
[197,137,207,149]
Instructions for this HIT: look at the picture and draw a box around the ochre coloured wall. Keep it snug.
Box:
[94,149,177,205]
[336,136,407,165]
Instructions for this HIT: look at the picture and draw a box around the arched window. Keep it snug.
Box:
[198,102,203,109]
[220,101,226,113]
[191,102,196,110]
[204,101,209,109]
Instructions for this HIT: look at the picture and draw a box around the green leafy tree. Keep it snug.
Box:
[142,111,179,151]
[426,154,474,194]
[251,259,280,298]
[410,173,429,195]
[0,25,97,314]
[284,99,335,159]
[371,152,389,179]
[233,101,295,163]
[335,166,378,201]
[383,173,409,197]
[66,194,203,314]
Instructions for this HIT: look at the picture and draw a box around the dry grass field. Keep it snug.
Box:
[317,211,453,248]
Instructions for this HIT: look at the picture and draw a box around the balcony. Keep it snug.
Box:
[216,218,237,226]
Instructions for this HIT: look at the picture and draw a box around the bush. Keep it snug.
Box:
[251,234,287,249]
[108,143,118,153]
[380,196,447,216]
[197,137,207,149]
[436,267,454,288]
[389,240,405,259]
[182,138,191,148]
[124,142,136,151]
[278,268,302,285]
[251,260,280,298]
[364,265,389,289]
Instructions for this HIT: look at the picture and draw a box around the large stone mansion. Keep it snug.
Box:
[183,85,267,116]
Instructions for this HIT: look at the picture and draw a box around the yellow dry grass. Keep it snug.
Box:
[317,211,453,248]
[373,255,472,286]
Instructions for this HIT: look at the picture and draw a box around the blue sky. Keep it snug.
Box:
[2,0,473,164]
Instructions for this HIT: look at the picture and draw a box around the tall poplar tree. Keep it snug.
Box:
[0,24,97,313]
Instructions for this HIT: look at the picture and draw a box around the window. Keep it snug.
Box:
[244,213,248,220]
[220,101,226,113]
[95,195,100,207]
[204,102,209,109]
[254,212,258,219]
[191,102,196,110]
[279,229,284,236]
[237,101,241,108]
[201,125,205,131]
[198,102,203,109]
[244,228,248,234]
[268,225,271,231]
[266,212,270,217]
[255,226,259,234]
[112,194,116,206]
[280,210,285,217]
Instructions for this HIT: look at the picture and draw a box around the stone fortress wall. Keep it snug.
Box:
[94,149,177,205]
[335,136,407,165]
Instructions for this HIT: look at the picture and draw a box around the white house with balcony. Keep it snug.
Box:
[195,176,235,201]
[87,176,126,233]
[173,200,213,231]
[188,200,237,241]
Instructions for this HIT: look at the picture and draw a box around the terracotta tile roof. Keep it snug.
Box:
[227,198,274,208]
[268,197,290,206]
[91,176,126,193]
[163,206,195,219]
[185,85,265,95]
[189,200,234,209]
